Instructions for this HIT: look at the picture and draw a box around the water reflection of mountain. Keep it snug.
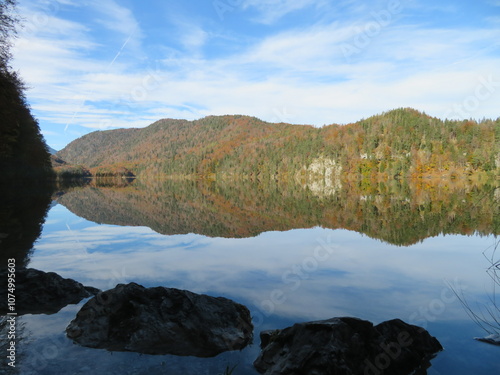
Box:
[56,179,499,246]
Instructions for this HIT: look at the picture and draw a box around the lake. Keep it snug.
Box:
[1,179,499,374]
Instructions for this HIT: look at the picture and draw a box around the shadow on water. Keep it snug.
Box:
[0,180,54,270]
[0,179,54,374]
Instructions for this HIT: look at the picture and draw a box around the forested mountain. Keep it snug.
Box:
[57,109,499,182]
[0,0,52,179]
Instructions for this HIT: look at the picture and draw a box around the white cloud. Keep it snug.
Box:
[10,0,500,146]
[182,27,209,51]
[30,204,497,324]
[242,0,324,24]
[164,15,211,53]
[90,0,142,39]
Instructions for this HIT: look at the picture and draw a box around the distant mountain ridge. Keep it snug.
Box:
[56,108,499,181]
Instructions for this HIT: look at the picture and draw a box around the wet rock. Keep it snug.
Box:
[66,282,253,357]
[254,317,442,375]
[0,268,99,315]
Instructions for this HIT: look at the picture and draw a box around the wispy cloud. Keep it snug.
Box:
[166,17,210,55]
[10,0,500,148]
[242,0,325,24]
[91,0,141,37]
[31,205,496,324]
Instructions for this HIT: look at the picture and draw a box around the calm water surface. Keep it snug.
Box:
[3,181,499,374]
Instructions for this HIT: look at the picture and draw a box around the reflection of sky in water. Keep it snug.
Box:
[20,204,500,374]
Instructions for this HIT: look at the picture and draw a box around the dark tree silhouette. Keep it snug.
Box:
[0,0,53,179]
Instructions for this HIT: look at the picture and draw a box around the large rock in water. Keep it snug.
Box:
[66,282,253,357]
[254,317,443,375]
[0,268,99,315]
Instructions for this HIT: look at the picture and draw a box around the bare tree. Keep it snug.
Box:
[451,239,500,345]
[0,0,18,69]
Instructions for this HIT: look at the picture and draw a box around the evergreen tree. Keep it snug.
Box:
[0,0,53,179]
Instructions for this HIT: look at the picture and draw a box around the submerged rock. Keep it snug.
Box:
[475,333,500,346]
[0,268,99,315]
[254,317,442,375]
[66,282,253,357]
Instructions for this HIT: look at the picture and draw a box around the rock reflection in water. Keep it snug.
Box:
[0,268,99,315]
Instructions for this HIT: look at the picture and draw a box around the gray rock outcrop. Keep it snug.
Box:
[0,268,99,315]
[254,317,443,375]
[66,282,253,357]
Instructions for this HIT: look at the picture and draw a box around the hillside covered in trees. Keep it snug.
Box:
[0,0,52,179]
[57,108,499,183]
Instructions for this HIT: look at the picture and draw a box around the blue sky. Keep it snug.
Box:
[11,0,500,150]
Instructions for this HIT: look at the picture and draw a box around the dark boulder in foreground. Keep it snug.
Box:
[0,268,99,315]
[254,317,442,375]
[66,282,253,357]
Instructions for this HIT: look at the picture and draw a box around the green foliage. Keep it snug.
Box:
[53,164,91,180]
[57,108,499,182]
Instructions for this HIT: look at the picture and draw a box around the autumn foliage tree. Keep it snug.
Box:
[57,108,499,184]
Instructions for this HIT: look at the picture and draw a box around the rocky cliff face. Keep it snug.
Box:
[296,156,343,197]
